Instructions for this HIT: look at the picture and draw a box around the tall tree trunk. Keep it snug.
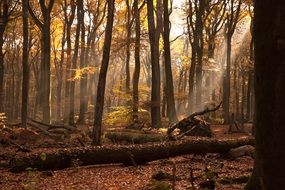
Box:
[0,0,8,113]
[195,0,206,111]
[56,22,66,121]
[28,0,55,123]
[0,37,5,113]
[222,0,242,124]
[78,0,87,124]
[254,0,285,188]
[69,2,81,124]
[21,0,29,128]
[63,0,76,123]
[233,61,239,118]
[246,71,252,121]
[42,24,51,123]
[147,0,162,128]
[92,0,115,145]
[132,0,141,123]
[188,45,196,114]
[125,0,131,93]
[162,0,178,122]
[223,36,232,124]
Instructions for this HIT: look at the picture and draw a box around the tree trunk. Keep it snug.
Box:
[223,36,231,124]
[125,0,131,93]
[0,0,8,113]
[78,0,87,124]
[0,38,4,113]
[28,0,55,123]
[147,0,162,128]
[21,0,29,128]
[246,71,251,121]
[195,0,206,111]
[92,0,115,145]
[163,0,178,123]
[69,1,81,124]
[132,0,141,123]
[55,21,66,122]
[244,158,262,190]
[254,0,285,188]
[222,0,242,124]
[10,137,254,172]
[63,1,76,123]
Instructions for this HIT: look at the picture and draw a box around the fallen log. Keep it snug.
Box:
[167,102,222,137]
[105,131,166,144]
[10,137,254,172]
[28,118,76,131]
[27,122,62,138]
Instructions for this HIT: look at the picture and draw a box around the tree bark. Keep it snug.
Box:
[63,0,76,123]
[147,0,162,128]
[254,0,285,188]
[125,0,131,93]
[28,0,55,123]
[21,0,29,128]
[163,0,178,123]
[223,36,232,124]
[92,0,115,145]
[195,0,206,111]
[132,0,141,123]
[69,0,82,124]
[10,137,254,172]
[222,0,242,124]
[0,0,9,113]
[78,0,87,124]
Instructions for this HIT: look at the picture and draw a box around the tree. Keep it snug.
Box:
[92,0,115,145]
[186,0,209,113]
[253,0,285,188]
[205,0,226,59]
[78,0,87,124]
[162,0,178,122]
[62,0,76,123]
[21,0,29,128]
[132,0,142,123]
[147,0,162,128]
[68,0,82,124]
[222,0,242,123]
[125,0,131,93]
[28,0,55,123]
[0,0,16,113]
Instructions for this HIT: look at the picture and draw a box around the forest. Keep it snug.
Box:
[0,0,284,189]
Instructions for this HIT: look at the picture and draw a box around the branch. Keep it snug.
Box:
[189,101,222,120]
[27,2,44,28]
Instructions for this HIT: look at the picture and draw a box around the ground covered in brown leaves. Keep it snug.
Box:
[0,124,254,190]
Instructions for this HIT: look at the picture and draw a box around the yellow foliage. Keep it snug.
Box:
[69,66,97,81]
[103,106,150,126]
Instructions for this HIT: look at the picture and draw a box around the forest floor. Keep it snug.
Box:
[0,124,253,190]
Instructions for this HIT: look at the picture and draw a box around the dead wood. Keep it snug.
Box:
[27,122,61,138]
[167,102,222,137]
[10,137,254,172]
[105,131,166,144]
[28,118,76,131]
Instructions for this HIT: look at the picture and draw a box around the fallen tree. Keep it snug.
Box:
[167,102,222,138]
[28,118,77,131]
[10,137,254,172]
[105,131,166,144]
